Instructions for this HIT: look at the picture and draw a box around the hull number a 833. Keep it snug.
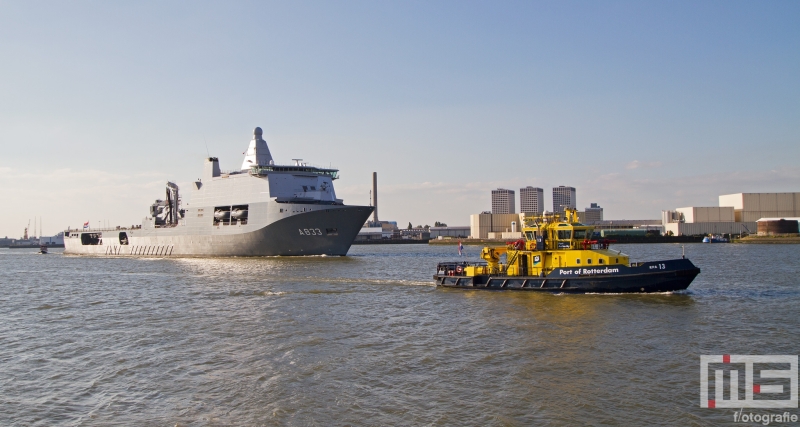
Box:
[299,228,323,236]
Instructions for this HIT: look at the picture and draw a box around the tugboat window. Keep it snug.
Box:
[587,259,592,264]
[573,229,586,239]
[576,259,580,264]
[557,230,571,240]
[525,231,534,240]
[599,259,604,264]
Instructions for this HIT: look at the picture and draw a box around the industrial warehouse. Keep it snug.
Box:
[663,192,800,236]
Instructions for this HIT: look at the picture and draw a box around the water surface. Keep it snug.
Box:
[0,243,797,425]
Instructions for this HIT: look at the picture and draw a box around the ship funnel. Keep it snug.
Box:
[241,127,273,170]
[372,172,378,223]
[204,157,220,179]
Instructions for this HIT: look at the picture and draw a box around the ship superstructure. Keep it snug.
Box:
[64,127,373,256]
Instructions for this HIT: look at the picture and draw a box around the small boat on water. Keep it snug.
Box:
[38,245,48,254]
[434,209,700,293]
[702,234,728,243]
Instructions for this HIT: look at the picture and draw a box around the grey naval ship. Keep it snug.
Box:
[64,127,373,257]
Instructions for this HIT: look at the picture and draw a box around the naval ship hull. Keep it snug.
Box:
[64,205,373,257]
[434,259,700,293]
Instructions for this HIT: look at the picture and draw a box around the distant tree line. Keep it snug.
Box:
[407,222,438,230]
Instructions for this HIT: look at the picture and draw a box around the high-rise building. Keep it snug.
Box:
[520,186,544,215]
[491,188,515,214]
[552,186,576,213]
[584,202,603,222]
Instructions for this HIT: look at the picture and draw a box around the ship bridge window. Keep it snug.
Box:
[573,229,587,240]
[557,230,572,240]
[525,231,534,240]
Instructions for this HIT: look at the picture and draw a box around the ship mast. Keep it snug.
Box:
[241,127,273,170]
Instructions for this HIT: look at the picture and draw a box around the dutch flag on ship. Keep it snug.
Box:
[83,221,89,229]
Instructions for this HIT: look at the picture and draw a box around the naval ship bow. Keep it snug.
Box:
[64,127,373,256]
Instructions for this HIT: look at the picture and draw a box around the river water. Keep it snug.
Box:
[0,243,798,426]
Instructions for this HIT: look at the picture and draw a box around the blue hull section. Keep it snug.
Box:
[434,259,700,293]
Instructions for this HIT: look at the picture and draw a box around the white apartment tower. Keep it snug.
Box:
[552,186,576,213]
[491,188,516,214]
[520,186,544,215]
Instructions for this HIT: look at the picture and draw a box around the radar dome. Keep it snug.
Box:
[241,127,272,170]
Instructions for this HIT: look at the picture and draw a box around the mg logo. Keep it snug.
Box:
[700,355,798,408]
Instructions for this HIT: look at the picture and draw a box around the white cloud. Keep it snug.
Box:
[625,160,663,170]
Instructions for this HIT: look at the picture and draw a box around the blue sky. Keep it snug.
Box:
[1,1,798,237]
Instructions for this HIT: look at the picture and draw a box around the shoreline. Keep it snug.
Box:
[352,239,430,245]
[734,236,800,244]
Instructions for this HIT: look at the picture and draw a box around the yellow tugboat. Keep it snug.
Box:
[434,209,700,293]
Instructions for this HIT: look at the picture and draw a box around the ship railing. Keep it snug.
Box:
[70,227,115,233]
[436,261,487,277]
[67,225,144,233]
[249,165,339,179]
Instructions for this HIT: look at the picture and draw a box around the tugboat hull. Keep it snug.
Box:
[434,258,700,293]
